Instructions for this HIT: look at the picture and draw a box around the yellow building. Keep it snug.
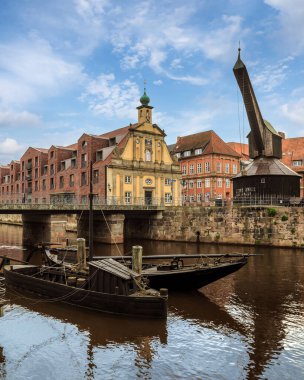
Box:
[105,89,181,206]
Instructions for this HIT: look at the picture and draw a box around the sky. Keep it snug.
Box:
[0,0,304,164]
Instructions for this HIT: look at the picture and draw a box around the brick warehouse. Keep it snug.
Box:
[0,90,181,206]
[170,130,242,204]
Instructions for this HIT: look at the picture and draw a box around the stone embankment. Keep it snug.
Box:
[0,214,22,225]
[1,206,304,248]
[126,206,304,248]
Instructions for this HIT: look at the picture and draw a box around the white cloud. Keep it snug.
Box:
[0,138,24,155]
[81,73,140,118]
[109,4,244,82]
[166,74,208,86]
[153,80,163,86]
[252,59,290,92]
[265,0,304,53]
[170,59,183,70]
[198,15,244,61]
[281,98,304,124]
[0,35,85,107]
[0,110,41,128]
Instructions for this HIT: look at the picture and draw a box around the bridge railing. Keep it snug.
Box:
[0,194,183,209]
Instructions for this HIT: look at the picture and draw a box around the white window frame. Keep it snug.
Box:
[184,151,191,157]
[205,161,210,173]
[165,193,172,204]
[233,163,237,174]
[217,178,222,187]
[125,175,132,184]
[189,164,194,174]
[225,163,230,174]
[125,192,132,204]
[293,160,302,167]
[217,162,221,172]
[182,165,187,175]
[197,163,202,173]
[189,181,194,189]
[225,179,230,188]
[195,148,202,155]
[197,180,202,188]
[205,178,210,188]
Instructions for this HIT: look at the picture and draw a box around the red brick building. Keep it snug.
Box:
[0,92,181,206]
[171,130,241,204]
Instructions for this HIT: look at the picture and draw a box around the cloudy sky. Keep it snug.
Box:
[0,0,304,163]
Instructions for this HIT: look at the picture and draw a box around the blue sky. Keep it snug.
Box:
[0,0,304,163]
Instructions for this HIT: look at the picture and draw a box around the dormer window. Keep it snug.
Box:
[96,150,103,161]
[195,148,202,155]
[109,137,116,146]
[292,160,302,167]
[184,151,191,157]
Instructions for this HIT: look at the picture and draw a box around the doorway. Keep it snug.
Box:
[145,190,153,205]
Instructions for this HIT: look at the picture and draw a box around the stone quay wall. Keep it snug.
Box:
[1,206,304,247]
[126,206,304,248]
[0,214,22,225]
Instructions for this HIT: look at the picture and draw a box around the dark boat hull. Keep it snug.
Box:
[3,266,167,319]
[44,249,247,291]
[144,259,247,291]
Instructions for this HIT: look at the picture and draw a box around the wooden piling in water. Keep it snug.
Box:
[132,246,143,274]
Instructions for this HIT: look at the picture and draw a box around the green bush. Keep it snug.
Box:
[281,214,288,221]
[267,208,277,217]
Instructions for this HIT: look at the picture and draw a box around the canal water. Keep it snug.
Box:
[0,224,303,380]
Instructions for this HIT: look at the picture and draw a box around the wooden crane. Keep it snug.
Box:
[233,48,282,160]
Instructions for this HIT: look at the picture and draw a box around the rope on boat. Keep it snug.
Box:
[0,276,6,304]
[7,266,99,306]
[99,208,147,292]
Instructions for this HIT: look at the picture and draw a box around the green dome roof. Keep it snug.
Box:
[140,89,150,106]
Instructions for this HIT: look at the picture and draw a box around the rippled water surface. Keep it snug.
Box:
[0,224,304,379]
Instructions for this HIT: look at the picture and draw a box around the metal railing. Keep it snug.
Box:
[0,194,179,209]
[1,193,303,209]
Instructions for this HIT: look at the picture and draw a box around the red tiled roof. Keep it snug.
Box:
[173,130,241,158]
[66,143,78,150]
[281,137,304,172]
[100,124,136,139]
[226,142,249,159]
[33,147,49,153]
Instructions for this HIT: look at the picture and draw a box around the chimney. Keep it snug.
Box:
[278,131,286,139]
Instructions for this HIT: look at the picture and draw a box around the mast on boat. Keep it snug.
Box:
[89,160,94,261]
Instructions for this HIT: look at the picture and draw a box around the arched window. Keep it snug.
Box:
[145,149,152,161]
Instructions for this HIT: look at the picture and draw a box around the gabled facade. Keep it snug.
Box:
[172,130,241,204]
[102,90,181,205]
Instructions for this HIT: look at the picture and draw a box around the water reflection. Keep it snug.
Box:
[0,224,304,379]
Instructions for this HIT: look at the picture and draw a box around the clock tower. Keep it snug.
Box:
[137,86,153,124]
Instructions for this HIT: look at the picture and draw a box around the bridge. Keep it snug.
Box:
[0,196,167,246]
[0,196,166,215]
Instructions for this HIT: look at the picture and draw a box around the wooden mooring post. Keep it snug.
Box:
[132,246,143,274]
[77,238,86,271]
